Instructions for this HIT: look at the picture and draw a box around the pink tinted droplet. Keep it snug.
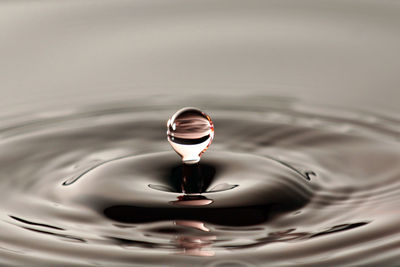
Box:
[167,107,214,164]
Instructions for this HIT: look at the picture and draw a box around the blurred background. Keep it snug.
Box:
[1,0,399,113]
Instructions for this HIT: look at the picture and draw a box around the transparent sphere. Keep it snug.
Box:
[167,107,214,164]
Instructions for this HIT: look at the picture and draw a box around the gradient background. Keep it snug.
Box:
[1,0,399,113]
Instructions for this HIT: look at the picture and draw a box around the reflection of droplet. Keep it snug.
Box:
[175,220,210,232]
[167,107,214,164]
[171,195,213,206]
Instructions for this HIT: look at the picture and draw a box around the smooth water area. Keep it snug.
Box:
[0,96,399,266]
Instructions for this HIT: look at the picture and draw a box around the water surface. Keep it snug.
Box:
[0,96,399,266]
[0,0,400,266]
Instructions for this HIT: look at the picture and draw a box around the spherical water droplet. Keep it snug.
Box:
[167,107,214,164]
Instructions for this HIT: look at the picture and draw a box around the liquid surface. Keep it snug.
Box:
[0,96,399,266]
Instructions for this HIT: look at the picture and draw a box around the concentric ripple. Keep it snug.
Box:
[0,96,399,266]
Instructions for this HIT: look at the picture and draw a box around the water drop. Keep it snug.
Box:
[167,107,214,164]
